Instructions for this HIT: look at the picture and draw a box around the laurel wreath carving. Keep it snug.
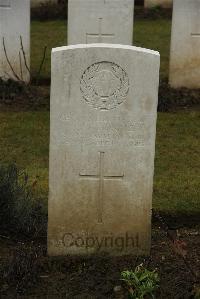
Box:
[80,61,129,110]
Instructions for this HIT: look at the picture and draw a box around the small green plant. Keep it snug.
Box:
[121,264,159,299]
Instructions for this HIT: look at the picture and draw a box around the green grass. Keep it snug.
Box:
[31,20,67,79]
[154,110,200,215]
[0,112,49,197]
[31,19,171,79]
[0,110,199,216]
[134,19,171,78]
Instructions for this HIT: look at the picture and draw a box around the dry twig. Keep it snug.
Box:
[36,45,47,84]
[2,37,21,81]
[20,35,31,80]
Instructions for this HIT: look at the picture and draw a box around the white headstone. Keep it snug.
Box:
[0,0,30,82]
[48,44,160,256]
[169,0,200,88]
[144,0,172,8]
[68,0,134,45]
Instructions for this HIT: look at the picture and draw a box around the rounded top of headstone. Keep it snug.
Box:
[52,44,160,57]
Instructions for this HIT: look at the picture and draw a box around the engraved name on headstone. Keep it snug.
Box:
[48,44,160,256]
[68,0,134,45]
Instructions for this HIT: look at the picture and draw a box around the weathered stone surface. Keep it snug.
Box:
[144,0,172,8]
[169,0,200,88]
[0,0,30,82]
[68,0,134,45]
[48,44,160,256]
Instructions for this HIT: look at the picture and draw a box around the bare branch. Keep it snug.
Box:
[20,35,31,80]
[2,37,21,81]
[36,45,47,84]
[19,51,23,81]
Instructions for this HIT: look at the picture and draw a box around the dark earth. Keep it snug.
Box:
[0,216,200,299]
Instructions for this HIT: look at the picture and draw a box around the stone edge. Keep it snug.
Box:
[52,43,160,57]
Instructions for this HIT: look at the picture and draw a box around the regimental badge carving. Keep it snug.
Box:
[80,61,129,110]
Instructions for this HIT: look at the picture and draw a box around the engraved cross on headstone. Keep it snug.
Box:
[79,151,124,223]
[191,32,200,37]
[86,18,115,43]
[0,0,11,8]
[191,14,200,38]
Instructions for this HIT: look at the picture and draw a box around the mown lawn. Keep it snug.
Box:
[154,110,200,215]
[0,110,199,216]
[31,20,67,79]
[31,19,171,79]
[134,19,171,78]
[0,112,49,199]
